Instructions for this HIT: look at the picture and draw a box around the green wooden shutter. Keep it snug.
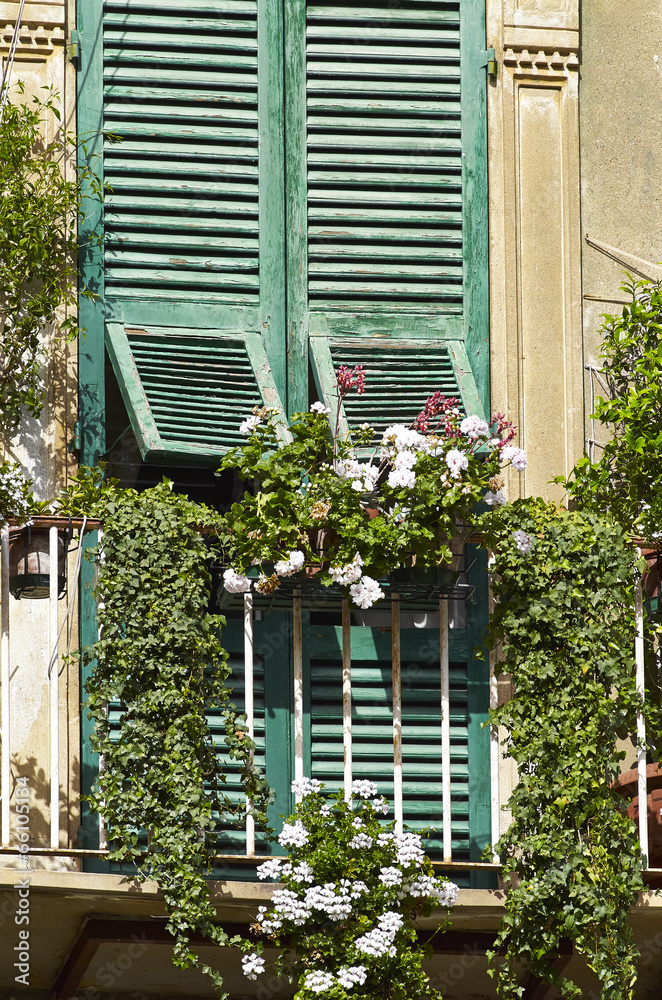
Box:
[306,624,471,860]
[285,0,489,422]
[77,0,288,463]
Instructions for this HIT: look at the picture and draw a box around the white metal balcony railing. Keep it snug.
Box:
[0,521,653,875]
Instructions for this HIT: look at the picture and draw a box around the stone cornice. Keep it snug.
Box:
[0,2,63,28]
[504,25,578,55]
[0,3,65,60]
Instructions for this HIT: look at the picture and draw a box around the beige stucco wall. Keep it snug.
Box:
[1,1,80,869]
[579,0,662,448]
[487,0,584,505]
[1,0,78,500]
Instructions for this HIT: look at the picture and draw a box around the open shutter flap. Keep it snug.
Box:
[310,335,485,452]
[106,323,289,464]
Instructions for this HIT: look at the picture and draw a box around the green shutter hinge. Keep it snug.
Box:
[67,29,80,64]
[480,47,497,80]
[68,419,81,455]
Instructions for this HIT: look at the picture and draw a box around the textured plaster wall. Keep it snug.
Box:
[580,1,662,443]
[0,0,78,500]
[1,1,80,869]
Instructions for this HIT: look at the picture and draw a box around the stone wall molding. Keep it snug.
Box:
[488,0,583,501]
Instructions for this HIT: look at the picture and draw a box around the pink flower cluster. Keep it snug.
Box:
[336,364,366,398]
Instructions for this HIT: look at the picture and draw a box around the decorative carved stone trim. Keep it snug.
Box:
[503,47,579,74]
[0,21,64,61]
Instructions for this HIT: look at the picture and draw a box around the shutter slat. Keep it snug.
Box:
[309,245,461,261]
[307,60,459,78]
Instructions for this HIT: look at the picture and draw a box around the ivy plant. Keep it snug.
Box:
[0,85,100,434]
[479,498,661,999]
[60,474,271,993]
[561,276,662,539]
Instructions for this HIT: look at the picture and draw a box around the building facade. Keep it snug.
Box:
[1,0,662,997]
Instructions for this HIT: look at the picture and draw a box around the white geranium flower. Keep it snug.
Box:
[484,489,507,507]
[512,529,533,555]
[274,549,305,577]
[222,568,252,593]
[242,953,265,980]
[311,401,330,414]
[336,458,378,493]
[352,779,378,798]
[304,971,336,994]
[349,575,384,609]
[278,820,309,848]
[379,866,403,886]
[291,776,323,797]
[329,552,363,586]
[445,448,469,477]
[502,445,527,471]
[256,858,282,880]
[387,467,416,490]
[239,413,262,435]
[337,966,367,988]
[460,414,489,439]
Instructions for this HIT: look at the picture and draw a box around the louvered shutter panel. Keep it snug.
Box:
[78,0,288,460]
[290,0,489,424]
[306,625,472,864]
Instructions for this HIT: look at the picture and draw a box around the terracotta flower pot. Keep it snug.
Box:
[613,763,662,884]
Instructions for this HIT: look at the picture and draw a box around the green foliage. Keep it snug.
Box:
[479,499,656,999]
[0,85,100,435]
[242,780,458,1000]
[561,277,662,538]
[67,475,271,994]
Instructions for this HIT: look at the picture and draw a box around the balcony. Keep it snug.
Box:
[0,518,498,878]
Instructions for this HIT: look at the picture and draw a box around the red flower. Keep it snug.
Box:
[336,364,366,397]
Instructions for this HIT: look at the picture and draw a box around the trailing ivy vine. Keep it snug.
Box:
[479,499,660,999]
[65,476,271,993]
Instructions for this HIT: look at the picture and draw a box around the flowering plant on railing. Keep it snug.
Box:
[238,779,458,999]
[217,367,526,607]
[0,462,36,527]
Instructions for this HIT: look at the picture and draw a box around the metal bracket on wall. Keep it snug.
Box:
[67,29,79,64]
[480,47,497,80]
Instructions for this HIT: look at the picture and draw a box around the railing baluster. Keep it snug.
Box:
[342,599,352,800]
[293,592,304,799]
[440,599,452,862]
[1,525,10,847]
[635,558,648,865]
[488,552,500,860]
[392,594,403,834]
[97,528,107,852]
[244,592,255,856]
[49,526,59,849]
